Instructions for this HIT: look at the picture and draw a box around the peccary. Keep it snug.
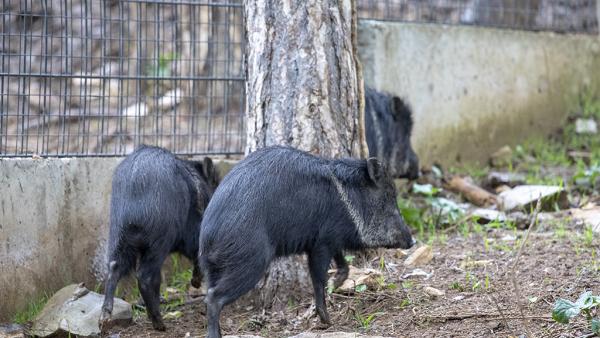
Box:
[100,145,219,331]
[199,146,415,338]
[365,87,420,179]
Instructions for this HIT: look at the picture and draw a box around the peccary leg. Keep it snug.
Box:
[333,251,349,289]
[204,249,271,338]
[191,260,202,289]
[205,287,224,338]
[308,248,332,325]
[100,251,134,332]
[137,255,166,331]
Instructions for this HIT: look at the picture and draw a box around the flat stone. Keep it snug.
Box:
[470,208,507,223]
[423,286,445,298]
[404,245,433,267]
[402,268,433,280]
[498,185,567,211]
[333,266,383,293]
[570,206,600,233]
[575,118,597,134]
[290,333,392,338]
[485,171,526,188]
[30,284,131,337]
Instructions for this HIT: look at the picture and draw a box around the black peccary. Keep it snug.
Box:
[365,86,420,179]
[99,145,219,331]
[199,146,415,338]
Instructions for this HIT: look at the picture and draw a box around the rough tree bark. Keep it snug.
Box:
[243,0,367,308]
[245,0,367,159]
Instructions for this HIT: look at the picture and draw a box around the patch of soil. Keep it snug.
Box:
[107,225,600,338]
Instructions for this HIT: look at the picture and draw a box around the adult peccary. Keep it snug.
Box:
[99,145,219,331]
[199,146,415,338]
[365,87,420,179]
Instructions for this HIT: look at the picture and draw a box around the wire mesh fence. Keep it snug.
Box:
[1,0,598,157]
[357,0,598,34]
[1,0,245,157]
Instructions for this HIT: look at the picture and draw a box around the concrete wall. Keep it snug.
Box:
[359,20,600,165]
[0,156,235,321]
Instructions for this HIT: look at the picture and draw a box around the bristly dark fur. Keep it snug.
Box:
[365,86,419,179]
[100,145,219,332]
[199,145,414,338]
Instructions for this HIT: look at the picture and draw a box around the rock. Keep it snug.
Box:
[568,150,592,165]
[334,266,383,293]
[122,102,148,117]
[575,118,598,134]
[404,245,433,267]
[485,171,526,188]
[163,311,183,320]
[470,208,507,223]
[570,206,600,233]
[30,283,132,337]
[423,286,445,298]
[402,268,433,280]
[489,146,513,167]
[0,323,24,338]
[290,333,392,338]
[224,336,264,338]
[498,185,568,211]
[156,88,183,111]
[452,295,465,301]
[494,185,512,194]
[460,259,492,269]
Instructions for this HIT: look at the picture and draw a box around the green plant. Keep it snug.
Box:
[552,291,600,334]
[582,225,595,247]
[449,281,464,292]
[13,293,49,324]
[146,52,178,77]
[354,311,383,330]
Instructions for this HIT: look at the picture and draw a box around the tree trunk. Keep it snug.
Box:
[244,0,366,159]
[243,0,366,309]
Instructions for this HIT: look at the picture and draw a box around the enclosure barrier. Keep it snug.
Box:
[1,0,597,157]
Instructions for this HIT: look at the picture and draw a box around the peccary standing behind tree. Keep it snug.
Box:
[199,146,415,338]
[99,145,219,331]
[365,87,420,179]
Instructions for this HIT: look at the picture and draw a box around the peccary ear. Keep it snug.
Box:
[390,96,414,131]
[367,158,384,184]
[203,157,215,180]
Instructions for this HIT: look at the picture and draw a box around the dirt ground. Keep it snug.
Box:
[106,216,599,338]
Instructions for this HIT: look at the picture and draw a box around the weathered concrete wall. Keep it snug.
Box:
[359,21,600,165]
[0,156,236,321]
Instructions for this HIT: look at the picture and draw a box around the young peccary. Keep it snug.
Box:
[99,145,219,331]
[365,87,420,179]
[199,146,415,338]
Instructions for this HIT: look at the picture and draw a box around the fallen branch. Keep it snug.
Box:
[444,176,498,207]
[422,312,552,322]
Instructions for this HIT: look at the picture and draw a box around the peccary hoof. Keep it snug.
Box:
[152,320,166,331]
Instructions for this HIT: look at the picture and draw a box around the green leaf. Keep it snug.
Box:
[591,318,600,334]
[355,284,367,293]
[552,298,581,324]
[412,183,439,197]
[344,255,355,264]
[575,291,593,308]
